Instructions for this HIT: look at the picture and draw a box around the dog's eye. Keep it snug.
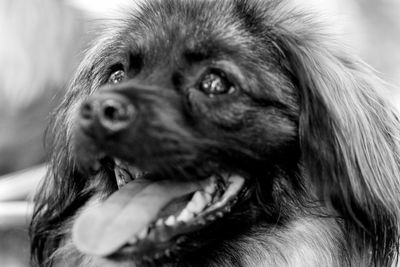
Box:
[108,70,125,84]
[199,71,235,97]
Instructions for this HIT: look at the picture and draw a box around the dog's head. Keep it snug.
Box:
[31,0,400,266]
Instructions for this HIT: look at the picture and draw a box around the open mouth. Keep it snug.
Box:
[72,157,246,261]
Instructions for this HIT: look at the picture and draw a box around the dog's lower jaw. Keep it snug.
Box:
[51,215,357,267]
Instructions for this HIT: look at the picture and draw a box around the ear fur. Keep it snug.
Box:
[276,22,400,264]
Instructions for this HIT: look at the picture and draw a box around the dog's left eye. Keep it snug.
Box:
[108,70,125,84]
[199,71,235,97]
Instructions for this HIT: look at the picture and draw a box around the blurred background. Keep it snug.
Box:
[0,0,399,266]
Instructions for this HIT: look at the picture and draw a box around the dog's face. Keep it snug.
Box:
[69,0,299,264]
[31,0,400,266]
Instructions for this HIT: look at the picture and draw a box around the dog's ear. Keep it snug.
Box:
[30,57,98,265]
[30,108,90,265]
[277,30,400,262]
[30,34,122,265]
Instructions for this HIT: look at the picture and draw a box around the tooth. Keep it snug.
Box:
[228,175,245,186]
[156,218,164,227]
[114,158,122,166]
[193,191,206,203]
[221,175,244,202]
[137,228,148,239]
[121,169,132,183]
[177,209,194,222]
[204,181,216,195]
[128,236,138,245]
[216,211,223,218]
[114,169,123,187]
[197,191,212,205]
[127,165,142,179]
[185,202,196,213]
[165,215,176,226]
[186,192,208,213]
[116,177,124,188]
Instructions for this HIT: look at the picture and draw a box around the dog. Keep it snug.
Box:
[30,0,400,266]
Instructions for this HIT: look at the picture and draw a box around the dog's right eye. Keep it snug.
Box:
[108,70,126,84]
[198,70,235,97]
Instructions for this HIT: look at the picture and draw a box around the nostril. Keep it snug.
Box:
[80,102,94,120]
[98,99,135,132]
[103,102,124,122]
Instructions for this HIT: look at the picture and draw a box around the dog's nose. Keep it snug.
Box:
[79,93,136,133]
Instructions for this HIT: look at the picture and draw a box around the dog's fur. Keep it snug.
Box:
[30,0,400,266]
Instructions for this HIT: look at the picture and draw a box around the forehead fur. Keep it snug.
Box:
[97,0,269,68]
[75,0,300,93]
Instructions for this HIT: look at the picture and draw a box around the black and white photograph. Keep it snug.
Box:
[1,0,400,266]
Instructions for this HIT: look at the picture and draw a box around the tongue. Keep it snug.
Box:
[72,179,203,257]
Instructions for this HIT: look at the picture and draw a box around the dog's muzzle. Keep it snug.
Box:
[72,87,247,260]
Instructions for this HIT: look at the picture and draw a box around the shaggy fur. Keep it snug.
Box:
[30,0,400,266]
